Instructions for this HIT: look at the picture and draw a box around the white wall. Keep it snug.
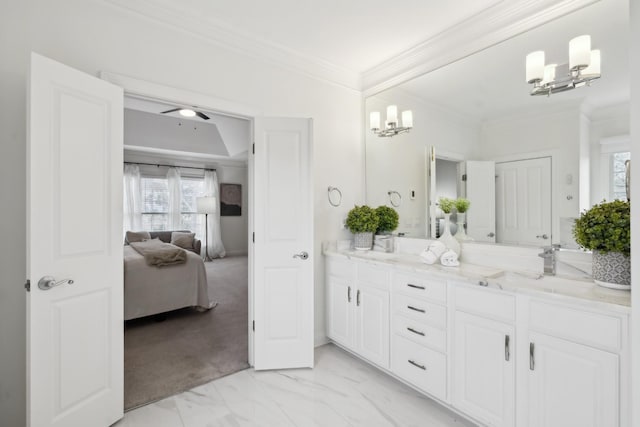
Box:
[0,0,363,424]
[365,88,479,237]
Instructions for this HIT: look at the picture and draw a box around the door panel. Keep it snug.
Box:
[465,161,496,242]
[327,277,353,349]
[356,286,390,368]
[453,311,515,427]
[528,332,619,427]
[496,157,551,245]
[253,118,313,370]
[28,53,123,427]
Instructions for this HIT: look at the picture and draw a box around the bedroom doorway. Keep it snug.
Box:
[121,94,252,409]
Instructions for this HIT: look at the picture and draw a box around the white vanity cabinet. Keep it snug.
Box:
[324,253,630,427]
[523,300,627,427]
[452,285,516,427]
[390,271,449,401]
[325,257,390,369]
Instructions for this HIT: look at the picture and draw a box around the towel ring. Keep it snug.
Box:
[328,186,342,207]
[388,190,401,207]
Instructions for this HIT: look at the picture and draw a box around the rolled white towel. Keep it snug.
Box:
[440,249,460,267]
[420,241,447,265]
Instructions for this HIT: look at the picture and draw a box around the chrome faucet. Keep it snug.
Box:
[538,244,561,275]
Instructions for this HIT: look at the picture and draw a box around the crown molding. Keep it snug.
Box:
[102,0,362,91]
[362,0,601,97]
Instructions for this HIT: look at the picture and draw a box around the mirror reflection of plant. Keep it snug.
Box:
[346,205,379,233]
[454,198,470,213]
[438,197,455,214]
[375,206,399,234]
[573,200,630,256]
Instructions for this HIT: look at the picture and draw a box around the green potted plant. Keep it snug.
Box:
[375,206,399,234]
[453,198,471,242]
[573,200,630,289]
[346,205,379,250]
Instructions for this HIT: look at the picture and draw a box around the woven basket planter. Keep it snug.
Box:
[353,232,374,251]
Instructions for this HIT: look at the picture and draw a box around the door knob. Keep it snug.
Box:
[536,234,549,239]
[487,232,495,238]
[293,251,309,260]
[38,276,74,290]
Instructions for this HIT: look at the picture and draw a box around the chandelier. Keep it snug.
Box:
[526,35,601,96]
[370,105,413,137]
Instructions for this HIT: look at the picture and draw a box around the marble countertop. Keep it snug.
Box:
[324,247,631,313]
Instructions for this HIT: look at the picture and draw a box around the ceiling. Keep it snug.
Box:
[395,0,629,121]
[135,0,501,73]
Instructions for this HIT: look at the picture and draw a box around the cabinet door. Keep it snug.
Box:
[355,286,390,368]
[327,276,354,350]
[528,332,619,427]
[453,311,515,427]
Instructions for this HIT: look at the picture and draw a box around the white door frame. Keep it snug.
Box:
[100,71,260,366]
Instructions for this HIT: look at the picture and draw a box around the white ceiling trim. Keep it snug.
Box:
[362,0,602,97]
[102,0,362,91]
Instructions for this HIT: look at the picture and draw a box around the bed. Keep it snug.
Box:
[123,231,214,320]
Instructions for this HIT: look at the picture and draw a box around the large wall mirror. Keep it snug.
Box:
[365,0,629,247]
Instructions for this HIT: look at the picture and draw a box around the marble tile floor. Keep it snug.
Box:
[113,343,477,427]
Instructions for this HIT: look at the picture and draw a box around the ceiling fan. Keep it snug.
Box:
[160,107,210,120]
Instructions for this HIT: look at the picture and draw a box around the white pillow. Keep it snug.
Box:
[126,231,151,244]
[171,232,195,250]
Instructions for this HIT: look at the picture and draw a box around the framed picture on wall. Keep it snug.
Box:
[220,183,242,216]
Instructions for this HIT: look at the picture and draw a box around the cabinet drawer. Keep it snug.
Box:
[327,258,354,279]
[393,294,447,329]
[392,335,447,401]
[529,301,622,351]
[393,272,447,303]
[393,314,446,353]
[454,286,515,322]
[357,263,390,290]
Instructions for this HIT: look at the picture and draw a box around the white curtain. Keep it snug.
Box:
[204,170,226,258]
[123,164,142,235]
[167,167,182,230]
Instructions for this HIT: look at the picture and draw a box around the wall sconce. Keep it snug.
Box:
[526,34,601,96]
[370,105,413,137]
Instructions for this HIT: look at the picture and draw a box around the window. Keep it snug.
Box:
[610,151,630,201]
[140,176,205,239]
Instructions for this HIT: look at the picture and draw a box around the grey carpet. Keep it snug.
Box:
[124,255,249,410]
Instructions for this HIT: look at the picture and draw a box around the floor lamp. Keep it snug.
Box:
[197,196,217,262]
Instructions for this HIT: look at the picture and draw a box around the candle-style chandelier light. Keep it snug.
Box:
[526,35,601,96]
[370,105,413,137]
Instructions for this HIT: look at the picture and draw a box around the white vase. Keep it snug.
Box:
[454,212,472,242]
[438,213,460,255]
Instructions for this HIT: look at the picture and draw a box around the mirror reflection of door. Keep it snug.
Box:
[496,157,552,246]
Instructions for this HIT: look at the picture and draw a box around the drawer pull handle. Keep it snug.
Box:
[505,335,510,361]
[529,342,535,371]
[408,359,426,370]
[407,327,425,336]
[407,283,425,290]
[407,305,426,313]
[347,286,351,303]
[356,290,361,307]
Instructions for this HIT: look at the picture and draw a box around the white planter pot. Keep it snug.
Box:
[592,250,631,290]
[353,232,374,251]
[437,213,460,255]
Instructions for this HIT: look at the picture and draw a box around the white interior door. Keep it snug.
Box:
[465,161,496,242]
[428,146,437,238]
[253,117,314,370]
[27,53,123,427]
[496,157,551,245]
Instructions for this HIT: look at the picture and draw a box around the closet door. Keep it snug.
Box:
[253,117,314,370]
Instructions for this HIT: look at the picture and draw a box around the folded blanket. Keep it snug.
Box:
[130,238,188,267]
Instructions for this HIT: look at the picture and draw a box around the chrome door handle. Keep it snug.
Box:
[347,286,351,303]
[487,232,495,237]
[505,335,510,361]
[38,276,74,291]
[536,234,549,239]
[529,342,535,370]
[293,251,309,260]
